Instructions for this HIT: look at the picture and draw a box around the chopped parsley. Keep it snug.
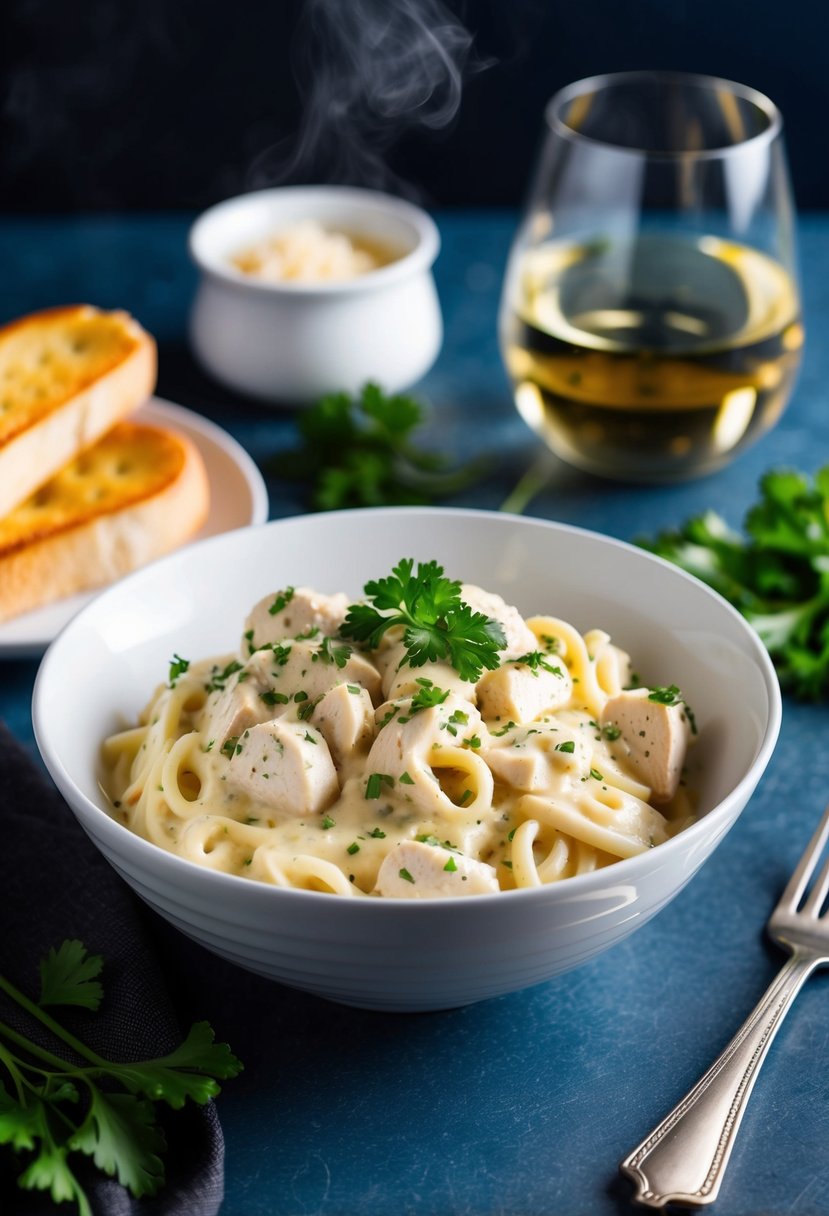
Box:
[365,772,395,799]
[555,740,575,754]
[443,856,458,872]
[260,690,290,706]
[399,771,415,785]
[205,660,244,693]
[401,678,451,718]
[399,868,415,884]
[510,651,563,677]
[313,636,352,668]
[647,685,698,734]
[268,586,295,616]
[168,653,190,687]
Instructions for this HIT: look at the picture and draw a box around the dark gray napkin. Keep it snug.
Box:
[0,721,226,1216]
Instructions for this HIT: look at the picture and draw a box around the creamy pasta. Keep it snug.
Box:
[101,578,697,898]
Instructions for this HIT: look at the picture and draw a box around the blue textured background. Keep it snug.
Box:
[1,212,828,1215]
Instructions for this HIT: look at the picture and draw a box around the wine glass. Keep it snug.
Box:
[499,71,803,482]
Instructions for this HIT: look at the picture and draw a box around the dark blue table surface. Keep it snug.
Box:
[1,212,828,1216]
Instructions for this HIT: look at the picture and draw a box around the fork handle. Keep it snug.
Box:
[620,952,819,1208]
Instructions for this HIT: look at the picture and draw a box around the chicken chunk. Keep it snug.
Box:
[312,683,375,766]
[379,641,477,702]
[222,721,338,817]
[600,688,691,803]
[247,638,382,706]
[460,583,536,660]
[243,586,350,651]
[366,694,492,818]
[201,647,300,747]
[373,840,499,898]
[476,660,571,724]
[485,746,553,792]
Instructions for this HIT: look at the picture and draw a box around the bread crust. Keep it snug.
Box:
[0,424,210,623]
[0,305,156,517]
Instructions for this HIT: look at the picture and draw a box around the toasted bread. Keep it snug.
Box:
[0,421,210,623]
[0,305,156,517]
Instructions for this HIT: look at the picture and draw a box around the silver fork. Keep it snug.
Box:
[620,803,829,1209]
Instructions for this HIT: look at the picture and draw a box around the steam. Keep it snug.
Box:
[248,0,492,196]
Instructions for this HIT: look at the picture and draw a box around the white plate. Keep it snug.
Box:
[0,396,269,657]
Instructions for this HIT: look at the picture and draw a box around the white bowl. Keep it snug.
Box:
[188,186,442,404]
[33,509,781,1011]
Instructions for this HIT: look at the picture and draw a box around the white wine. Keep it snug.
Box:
[500,233,803,481]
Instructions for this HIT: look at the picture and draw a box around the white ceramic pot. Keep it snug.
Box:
[188,186,442,405]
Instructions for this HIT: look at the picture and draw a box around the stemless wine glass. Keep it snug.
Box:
[499,71,803,482]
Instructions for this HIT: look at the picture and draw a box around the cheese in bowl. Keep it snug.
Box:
[230,220,399,284]
[101,560,697,897]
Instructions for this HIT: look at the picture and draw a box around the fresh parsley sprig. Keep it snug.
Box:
[0,940,242,1215]
[638,466,829,699]
[271,383,486,510]
[340,559,506,682]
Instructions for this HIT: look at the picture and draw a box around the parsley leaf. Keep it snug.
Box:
[270,383,486,510]
[638,466,829,699]
[39,941,103,1011]
[341,559,506,681]
[0,942,242,1215]
[168,654,189,687]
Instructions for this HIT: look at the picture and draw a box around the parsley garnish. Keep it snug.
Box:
[443,856,458,872]
[602,723,622,741]
[647,684,682,705]
[321,816,336,829]
[0,940,240,1214]
[268,586,295,616]
[365,773,395,799]
[555,740,575,754]
[270,382,486,511]
[399,771,415,785]
[168,654,189,687]
[646,685,698,734]
[260,690,290,706]
[313,636,352,668]
[341,559,506,682]
[637,469,829,699]
[368,827,387,838]
[510,651,563,676]
[399,868,415,884]
[400,679,451,719]
[205,660,243,693]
